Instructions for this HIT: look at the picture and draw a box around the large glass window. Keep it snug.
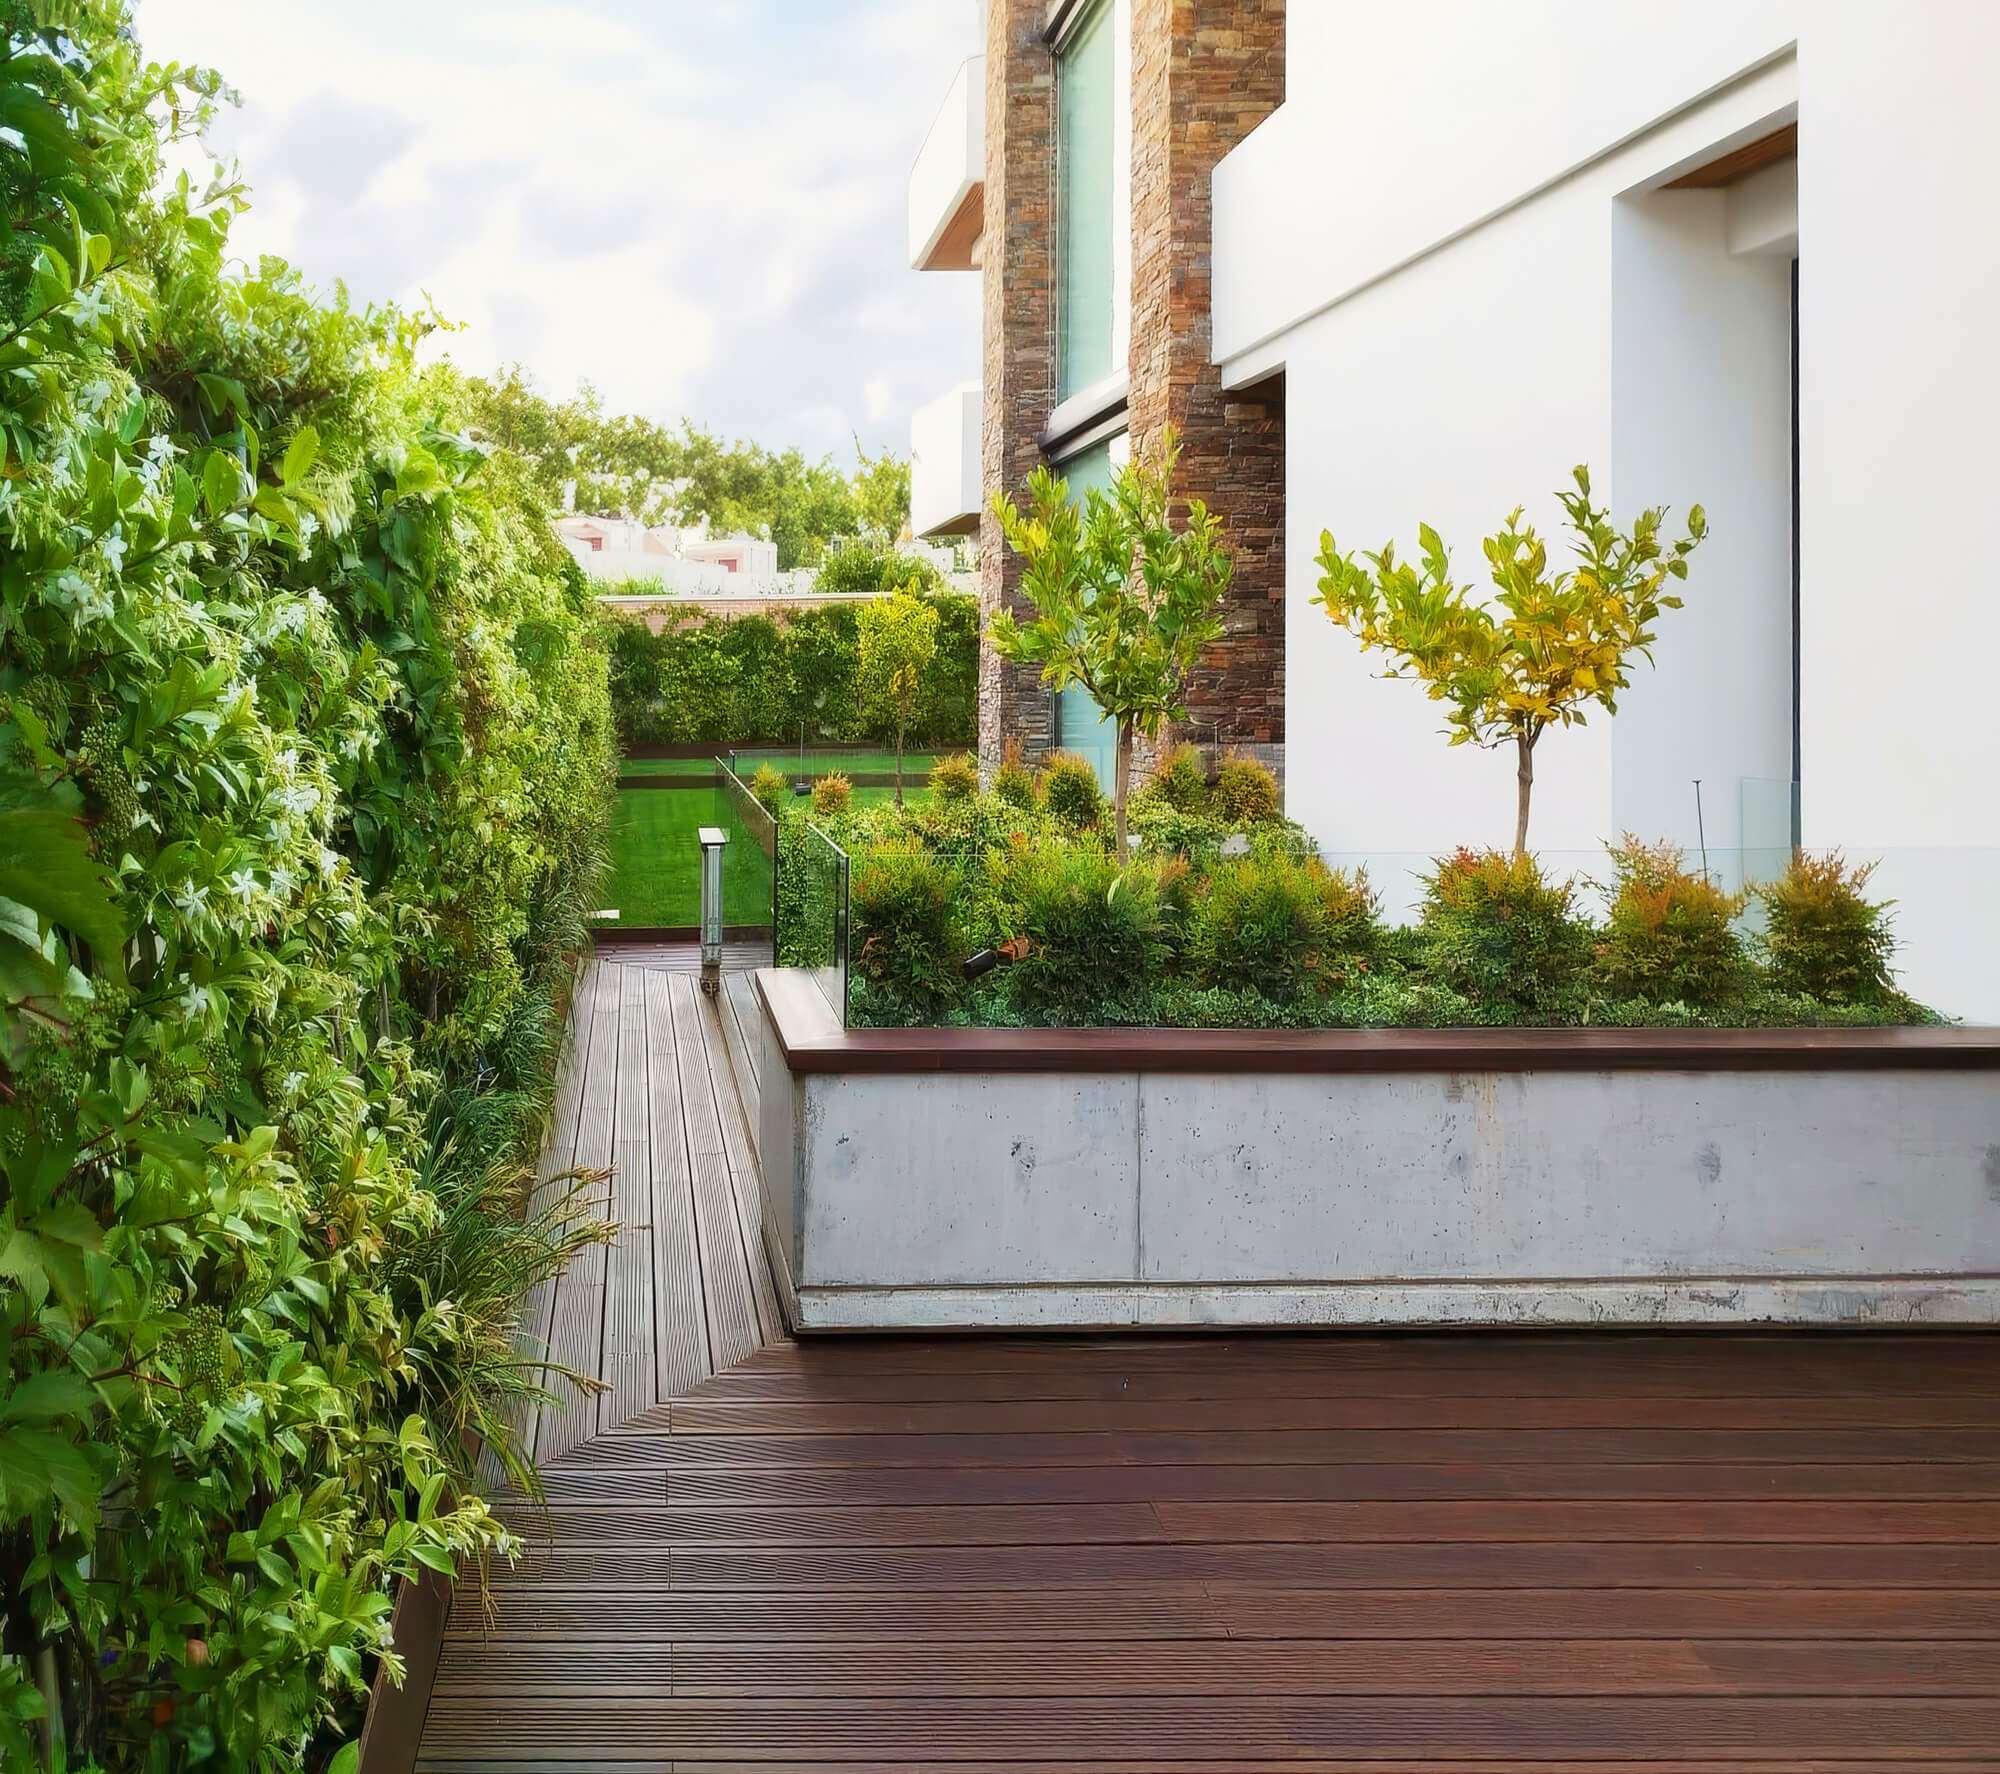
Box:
[1051,435,1125,788]
[1057,1,1116,400]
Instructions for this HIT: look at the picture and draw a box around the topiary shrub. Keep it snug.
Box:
[1419,847,1592,1017]
[811,771,851,815]
[1213,751,1280,825]
[1039,751,1105,830]
[991,841,1163,1023]
[992,734,1038,810]
[749,762,788,815]
[930,751,980,804]
[1755,851,1899,1002]
[1150,742,1210,814]
[1596,836,1747,1007]
[851,840,966,1018]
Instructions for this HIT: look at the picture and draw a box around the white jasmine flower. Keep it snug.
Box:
[50,569,87,607]
[144,434,178,468]
[179,981,211,1019]
[297,512,320,553]
[280,1071,306,1096]
[79,379,114,411]
[227,867,258,904]
[74,582,115,626]
[99,527,126,574]
[275,748,299,773]
[173,882,209,921]
[65,286,111,330]
[317,845,341,879]
[269,865,296,899]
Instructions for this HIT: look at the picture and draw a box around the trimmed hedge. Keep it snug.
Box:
[606,590,976,750]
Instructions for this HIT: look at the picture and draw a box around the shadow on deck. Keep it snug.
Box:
[418,954,2000,1769]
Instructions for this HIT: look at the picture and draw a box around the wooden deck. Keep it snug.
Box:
[423,957,2000,1768]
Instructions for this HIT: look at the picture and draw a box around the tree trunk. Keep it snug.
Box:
[1113,720,1134,860]
[894,726,904,809]
[1513,732,1536,860]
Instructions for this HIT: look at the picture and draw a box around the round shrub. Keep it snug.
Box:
[1755,851,1898,1002]
[992,734,1038,810]
[1149,742,1210,814]
[749,762,788,815]
[1213,752,1280,824]
[1419,848,1592,1017]
[930,751,980,804]
[1039,750,1104,829]
[991,841,1163,1023]
[851,840,966,1018]
[811,771,851,815]
[1596,835,1747,1007]
[1190,853,1378,1003]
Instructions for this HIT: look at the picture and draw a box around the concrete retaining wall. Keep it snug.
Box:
[748,971,2000,1332]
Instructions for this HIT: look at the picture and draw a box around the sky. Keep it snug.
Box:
[134,0,985,466]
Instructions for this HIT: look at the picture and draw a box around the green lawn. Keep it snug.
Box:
[601,780,932,928]
[601,788,778,928]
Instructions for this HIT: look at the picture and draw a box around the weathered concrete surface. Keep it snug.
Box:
[747,975,2000,1332]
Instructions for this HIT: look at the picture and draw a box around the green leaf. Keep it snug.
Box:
[0,807,124,979]
[282,424,319,486]
[0,1371,97,1425]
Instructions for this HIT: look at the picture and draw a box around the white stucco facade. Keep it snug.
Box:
[1212,3,2000,1021]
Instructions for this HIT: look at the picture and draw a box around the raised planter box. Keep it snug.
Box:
[750,970,2000,1332]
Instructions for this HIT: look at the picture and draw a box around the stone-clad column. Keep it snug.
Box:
[978,0,1061,776]
[1128,0,1286,766]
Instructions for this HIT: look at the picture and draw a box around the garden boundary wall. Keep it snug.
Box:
[748,969,2000,1333]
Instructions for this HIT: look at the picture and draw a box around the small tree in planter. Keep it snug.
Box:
[1313,467,1705,857]
[857,589,940,807]
[991,430,1232,855]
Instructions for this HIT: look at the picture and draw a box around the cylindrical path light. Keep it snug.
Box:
[698,825,728,997]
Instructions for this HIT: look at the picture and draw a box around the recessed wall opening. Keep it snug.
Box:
[1612,123,1799,884]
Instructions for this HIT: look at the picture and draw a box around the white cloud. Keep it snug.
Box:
[134,0,983,461]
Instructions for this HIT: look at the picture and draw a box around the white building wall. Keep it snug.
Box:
[1213,2,2000,1019]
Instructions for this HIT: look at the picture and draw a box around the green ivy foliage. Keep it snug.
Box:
[0,8,614,1766]
[605,589,975,751]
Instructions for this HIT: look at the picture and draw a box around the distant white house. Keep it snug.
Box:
[555,516,786,596]
[556,514,977,599]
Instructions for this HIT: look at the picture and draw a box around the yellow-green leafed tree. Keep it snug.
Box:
[857,589,940,806]
[1313,467,1706,858]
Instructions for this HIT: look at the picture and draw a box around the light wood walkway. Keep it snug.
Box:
[519,958,783,1466]
[421,957,2000,1768]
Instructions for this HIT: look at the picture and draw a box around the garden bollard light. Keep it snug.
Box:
[698,826,727,998]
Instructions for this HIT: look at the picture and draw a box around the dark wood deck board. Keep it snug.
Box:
[422,965,2000,1769]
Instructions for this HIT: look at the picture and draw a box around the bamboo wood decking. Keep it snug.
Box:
[422,956,2000,1769]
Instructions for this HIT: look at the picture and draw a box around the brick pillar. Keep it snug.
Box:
[1128,0,1286,770]
[978,0,1059,778]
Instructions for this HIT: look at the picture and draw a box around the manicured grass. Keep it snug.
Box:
[601,787,777,928]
